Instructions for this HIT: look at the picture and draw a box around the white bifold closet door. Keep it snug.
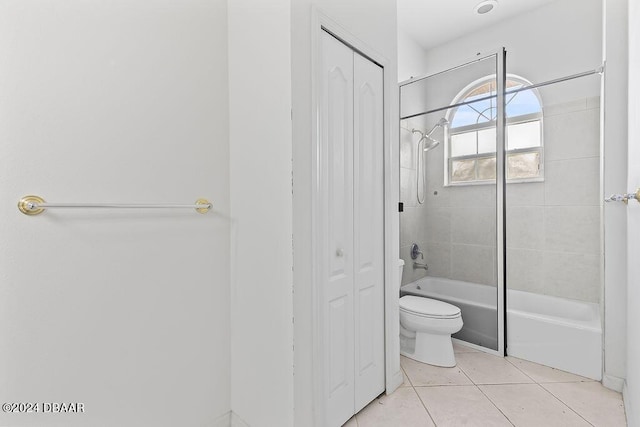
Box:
[319,30,384,427]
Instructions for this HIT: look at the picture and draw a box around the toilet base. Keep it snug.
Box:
[400,331,456,367]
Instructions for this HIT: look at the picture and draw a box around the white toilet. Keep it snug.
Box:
[398,260,463,367]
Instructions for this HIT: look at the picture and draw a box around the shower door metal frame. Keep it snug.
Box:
[496,48,506,358]
[398,48,507,357]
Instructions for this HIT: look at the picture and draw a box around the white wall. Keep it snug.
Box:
[0,1,231,426]
[228,1,294,426]
[624,0,640,422]
[397,30,429,83]
[419,0,602,106]
[292,1,399,425]
[603,0,628,391]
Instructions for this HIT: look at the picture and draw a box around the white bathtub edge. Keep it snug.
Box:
[507,309,601,332]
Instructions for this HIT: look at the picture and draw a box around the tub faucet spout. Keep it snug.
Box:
[414,262,428,270]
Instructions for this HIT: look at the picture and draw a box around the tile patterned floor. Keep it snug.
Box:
[343,343,627,427]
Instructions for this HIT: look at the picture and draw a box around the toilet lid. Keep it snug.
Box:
[400,295,461,318]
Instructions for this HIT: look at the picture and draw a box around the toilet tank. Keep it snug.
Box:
[398,259,405,285]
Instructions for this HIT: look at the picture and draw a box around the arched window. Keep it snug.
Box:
[445,75,543,184]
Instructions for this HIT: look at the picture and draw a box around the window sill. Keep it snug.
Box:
[444,177,545,187]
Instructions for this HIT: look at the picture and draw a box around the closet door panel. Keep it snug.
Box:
[320,30,355,427]
[353,52,385,412]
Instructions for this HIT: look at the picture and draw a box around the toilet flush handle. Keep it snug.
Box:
[336,248,344,257]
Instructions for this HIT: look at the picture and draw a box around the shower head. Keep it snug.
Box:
[412,117,448,153]
[426,118,449,137]
[422,136,440,152]
[412,128,441,152]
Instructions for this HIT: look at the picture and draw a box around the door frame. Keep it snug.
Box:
[310,7,401,426]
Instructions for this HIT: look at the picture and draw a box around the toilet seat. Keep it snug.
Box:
[400,295,461,319]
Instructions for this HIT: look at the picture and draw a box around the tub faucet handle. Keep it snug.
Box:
[410,243,423,260]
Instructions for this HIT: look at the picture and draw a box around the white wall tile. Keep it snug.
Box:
[425,206,451,244]
[545,157,600,206]
[507,249,545,294]
[425,241,452,279]
[450,185,497,208]
[544,206,601,255]
[543,251,601,302]
[425,145,450,207]
[416,205,431,242]
[401,167,418,208]
[507,206,545,250]
[400,207,419,247]
[506,182,545,207]
[545,108,600,161]
[451,206,497,246]
[543,98,587,117]
[425,183,451,208]
[451,244,496,286]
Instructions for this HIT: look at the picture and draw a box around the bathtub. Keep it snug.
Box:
[401,276,602,380]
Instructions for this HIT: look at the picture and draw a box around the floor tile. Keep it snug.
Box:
[542,382,627,427]
[401,355,473,386]
[416,385,512,427]
[356,387,435,427]
[506,357,593,383]
[400,367,412,387]
[453,341,480,354]
[480,384,591,427]
[343,415,358,427]
[456,353,533,385]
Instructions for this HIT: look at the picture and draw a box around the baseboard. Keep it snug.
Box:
[386,369,403,395]
[623,381,633,427]
[603,373,625,392]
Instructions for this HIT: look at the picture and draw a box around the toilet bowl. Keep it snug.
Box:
[398,260,463,367]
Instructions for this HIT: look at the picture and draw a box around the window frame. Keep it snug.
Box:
[444,74,544,186]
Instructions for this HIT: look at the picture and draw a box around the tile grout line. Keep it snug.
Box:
[455,357,516,427]
[537,382,597,427]
[402,361,439,426]
[411,383,439,427]
[475,385,516,427]
[455,360,477,386]
[505,357,597,426]
[401,365,415,387]
[505,356,596,384]
[506,356,597,425]
[504,356,538,383]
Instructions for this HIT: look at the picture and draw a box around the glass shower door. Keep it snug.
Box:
[399,50,506,354]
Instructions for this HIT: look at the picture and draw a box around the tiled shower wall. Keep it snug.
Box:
[399,97,601,304]
[507,97,601,303]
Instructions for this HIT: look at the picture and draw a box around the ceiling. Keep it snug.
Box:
[398,0,561,50]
